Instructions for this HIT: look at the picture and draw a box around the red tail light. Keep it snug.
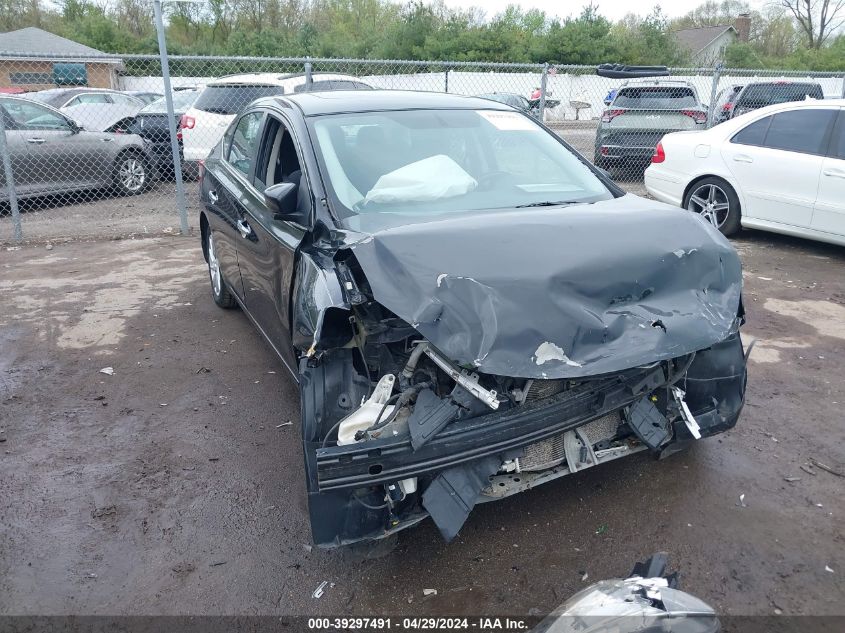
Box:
[652,141,665,163]
[180,114,195,130]
[681,109,707,124]
[722,102,733,111]
[601,109,625,122]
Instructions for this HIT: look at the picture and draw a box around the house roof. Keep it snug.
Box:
[0,27,121,61]
[673,25,737,56]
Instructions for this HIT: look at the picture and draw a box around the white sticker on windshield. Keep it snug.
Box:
[478,110,536,131]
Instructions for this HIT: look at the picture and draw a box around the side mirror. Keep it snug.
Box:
[67,118,83,134]
[264,182,302,223]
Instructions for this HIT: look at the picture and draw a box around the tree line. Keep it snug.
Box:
[1,0,844,71]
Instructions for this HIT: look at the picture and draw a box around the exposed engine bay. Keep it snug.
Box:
[297,247,747,547]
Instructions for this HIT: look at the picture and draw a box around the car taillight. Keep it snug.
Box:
[722,102,733,111]
[180,114,195,130]
[601,109,625,122]
[652,141,665,163]
[681,109,707,124]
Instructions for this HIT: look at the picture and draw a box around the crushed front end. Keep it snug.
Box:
[295,201,747,547]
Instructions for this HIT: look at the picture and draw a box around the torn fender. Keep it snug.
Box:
[291,250,351,353]
[346,196,743,379]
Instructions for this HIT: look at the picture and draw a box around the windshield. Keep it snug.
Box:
[193,84,283,115]
[613,87,698,109]
[736,83,822,107]
[311,108,613,223]
[141,90,200,114]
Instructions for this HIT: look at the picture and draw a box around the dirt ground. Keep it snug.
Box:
[1,230,843,618]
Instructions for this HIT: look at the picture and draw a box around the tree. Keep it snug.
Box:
[541,4,617,64]
[673,0,752,29]
[781,0,845,48]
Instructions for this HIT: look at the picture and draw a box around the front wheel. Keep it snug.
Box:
[206,230,237,308]
[683,177,741,237]
[113,153,149,195]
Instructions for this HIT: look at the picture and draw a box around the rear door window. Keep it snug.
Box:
[731,116,771,146]
[226,112,264,177]
[832,111,845,160]
[194,85,284,115]
[613,87,698,109]
[68,93,112,106]
[737,83,823,108]
[762,109,837,155]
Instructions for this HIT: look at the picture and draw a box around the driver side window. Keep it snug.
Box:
[226,112,263,177]
[2,101,70,131]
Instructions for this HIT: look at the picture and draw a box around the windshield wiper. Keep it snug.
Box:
[515,200,588,208]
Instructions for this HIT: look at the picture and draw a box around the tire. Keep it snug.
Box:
[113,152,150,196]
[206,229,237,309]
[683,177,741,237]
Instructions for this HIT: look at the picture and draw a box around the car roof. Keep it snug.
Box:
[619,79,695,88]
[208,72,366,87]
[741,79,822,87]
[258,90,515,116]
[0,94,67,114]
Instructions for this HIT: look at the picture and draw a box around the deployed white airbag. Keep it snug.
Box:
[365,154,477,204]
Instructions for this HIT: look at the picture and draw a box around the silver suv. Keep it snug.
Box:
[594,79,707,172]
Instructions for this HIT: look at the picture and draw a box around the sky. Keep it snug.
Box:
[435,0,766,23]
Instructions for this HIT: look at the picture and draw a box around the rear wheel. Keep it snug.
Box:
[684,177,741,237]
[207,230,237,308]
[113,152,149,195]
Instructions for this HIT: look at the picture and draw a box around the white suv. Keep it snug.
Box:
[180,72,372,167]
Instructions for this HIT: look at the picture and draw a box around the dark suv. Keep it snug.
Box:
[594,80,707,172]
[722,80,824,121]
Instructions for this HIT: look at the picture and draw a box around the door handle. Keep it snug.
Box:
[25,138,45,144]
[236,218,253,239]
[732,154,753,163]
[823,168,845,179]
[207,189,218,204]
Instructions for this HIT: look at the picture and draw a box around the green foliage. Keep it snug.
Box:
[2,0,843,71]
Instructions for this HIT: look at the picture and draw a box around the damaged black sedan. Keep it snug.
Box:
[199,90,747,547]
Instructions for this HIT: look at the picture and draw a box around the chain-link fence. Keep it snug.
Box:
[1,52,843,243]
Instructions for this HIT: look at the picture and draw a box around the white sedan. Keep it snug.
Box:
[645,99,845,246]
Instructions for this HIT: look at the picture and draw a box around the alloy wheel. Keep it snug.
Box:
[687,183,730,229]
[118,157,146,193]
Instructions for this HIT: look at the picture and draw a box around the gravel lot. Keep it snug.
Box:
[1,229,843,618]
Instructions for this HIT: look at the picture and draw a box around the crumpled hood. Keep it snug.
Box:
[347,195,742,379]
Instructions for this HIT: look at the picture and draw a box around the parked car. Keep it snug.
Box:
[180,72,373,169]
[645,99,845,245]
[720,80,823,121]
[63,102,142,133]
[199,90,747,547]
[476,92,533,115]
[711,84,742,125]
[594,80,707,169]
[125,91,163,105]
[126,89,202,176]
[0,96,155,200]
[24,88,144,111]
